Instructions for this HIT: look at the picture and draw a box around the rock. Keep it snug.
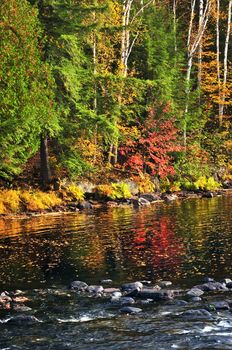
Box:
[112,291,122,298]
[121,282,143,292]
[87,285,104,294]
[137,288,174,300]
[139,194,160,203]
[138,198,150,206]
[0,295,12,304]
[124,289,140,298]
[202,191,214,198]
[111,297,135,305]
[159,281,172,288]
[207,301,230,311]
[77,201,93,210]
[104,288,121,294]
[191,297,202,302]
[181,309,213,320]
[195,282,228,292]
[6,315,40,325]
[221,278,232,285]
[186,288,204,298]
[140,299,154,305]
[120,306,142,314]
[13,304,32,312]
[161,194,178,202]
[203,276,215,283]
[226,282,232,289]
[70,281,88,292]
[140,280,152,286]
[13,296,30,303]
[101,279,113,284]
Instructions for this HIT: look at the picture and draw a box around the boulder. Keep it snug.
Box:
[70,281,88,292]
[87,285,104,294]
[186,288,204,298]
[207,301,230,311]
[121,282,143,292]
[194,282,228,292]
[77,201,93,210]
[111,297,135,305]
[159,281,172,288]
[138,198,151,206]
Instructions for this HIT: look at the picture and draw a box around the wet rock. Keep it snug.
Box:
[202,191,214,198]
[87,285,104,295]
[221,278,232,285]
[203,276,215,283]
[111,297,135,305]
[138,198,151,206]
[181,309,213,320]
[159,281,172,288]
[121,282,143,292]
[112,291,122,298]
[140,299,154,305]
[139,194,160,203]
[124,289,140,298]
[186,288,204,298]
[191,297,202,302]
[13,304,32,312]
[70,281,88,292]
[137,288,174,300]
[168,299,188,306]
[6,315,40,325]
[77,201,93,210]
[226,282,232,289]
[13,296,30,303]
[120,306,142,314]
[101,279,113,284]
[208,301,230,311]
[103,288,121,294]
[140,280,152,285]
[161,194,178,202]
[195,282,228,292]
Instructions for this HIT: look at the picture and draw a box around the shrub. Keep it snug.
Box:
[132,174,156,194]
[193,176,220,191]
[20,191,62,212]
[95,184,113,199]
[66,184,84,201]
[1,190,21,213]
[111,183,132,199]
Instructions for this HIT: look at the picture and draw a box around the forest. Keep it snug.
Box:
[0,0,232,204]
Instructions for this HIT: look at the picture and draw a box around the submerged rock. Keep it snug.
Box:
[195,282,228,292]
[181,309,213,320]
[111,297,135,305]
[6,315,40,325]
[137,289,174,300]
[120,306,142,314]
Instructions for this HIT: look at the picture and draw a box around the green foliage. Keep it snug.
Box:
[66,184,84,201]
[111,183,131,199]
[193,176,220,191]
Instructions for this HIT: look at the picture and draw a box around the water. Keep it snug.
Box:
[1,195,232,349]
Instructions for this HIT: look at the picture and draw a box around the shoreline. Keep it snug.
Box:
[1,188,232,220]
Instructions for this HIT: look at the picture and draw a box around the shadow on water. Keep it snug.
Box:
[0,195,232,349]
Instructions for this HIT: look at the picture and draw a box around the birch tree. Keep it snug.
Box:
[183,0,211,147]
[218,0,232,124]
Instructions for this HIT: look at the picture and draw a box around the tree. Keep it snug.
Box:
[0,0,59,182]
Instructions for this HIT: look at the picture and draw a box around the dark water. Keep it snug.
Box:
[1,195,232,349]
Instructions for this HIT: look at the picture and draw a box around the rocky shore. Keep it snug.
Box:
[2,276,232,324]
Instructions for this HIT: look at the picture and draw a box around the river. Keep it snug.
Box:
[0,194,232,349]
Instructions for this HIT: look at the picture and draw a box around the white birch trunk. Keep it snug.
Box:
[219,0,232,123]
[198,0,204,92]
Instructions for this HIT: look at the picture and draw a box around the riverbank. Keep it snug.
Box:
[0,184,232,218]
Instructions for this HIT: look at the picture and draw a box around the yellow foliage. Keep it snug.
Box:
[66,184,84,201]
[0,201,6,214]
[20,191,62,212]
[95,184,113,198]
[132,174,156,193]
[0,190,21,213]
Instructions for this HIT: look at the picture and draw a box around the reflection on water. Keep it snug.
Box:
[0,195,232,290]
[1,195,232,350]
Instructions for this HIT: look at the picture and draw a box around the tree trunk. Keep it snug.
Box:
[198,0,204,93]
[219,0,232,124]
[40,134,51,187]
[216,0,221,123]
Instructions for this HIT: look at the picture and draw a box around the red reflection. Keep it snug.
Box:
[130,215,186,274]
